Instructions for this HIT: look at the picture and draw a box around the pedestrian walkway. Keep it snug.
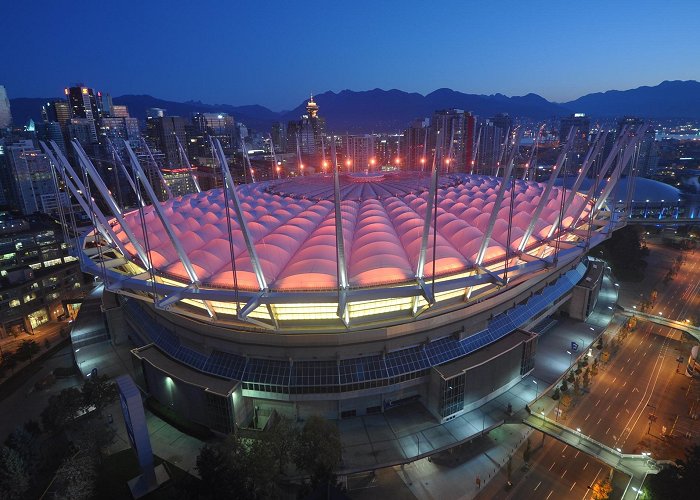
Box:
[619,307,700,342]
[103,400,204,477]
[522,414,660,500]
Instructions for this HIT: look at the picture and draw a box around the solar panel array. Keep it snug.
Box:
[124,262,587,393]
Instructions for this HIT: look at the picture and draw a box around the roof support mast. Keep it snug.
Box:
[69,140,152,269]
[415,132,442,306]
[41,141,132,260]
[464,129,522,300]
[516,127,576,253]
[475,129,523,266]
[331,139,350,325]
[545,131,607,240]
[124,142,199,284]
[211,138,269,320]
[140,137,173,199]
[106,138,144,206]
[175,135,201,193]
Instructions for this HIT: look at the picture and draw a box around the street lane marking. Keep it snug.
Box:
[605,388,610,394]
[616,412,620,418]
[575,451,580,458]
[571,481,577,491]
[606,427,610,435]
[561,469,567,478]
[597,418,603,425]
[549,461,555,471]
[546,490,553,500]
[583,462,588,470]
[595,400,600,407]
[534,481,541,491]
[585,413,590,421]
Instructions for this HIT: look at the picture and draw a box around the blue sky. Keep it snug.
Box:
[2,0,699,110]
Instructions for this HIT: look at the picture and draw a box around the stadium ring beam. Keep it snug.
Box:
[43,129,644,431]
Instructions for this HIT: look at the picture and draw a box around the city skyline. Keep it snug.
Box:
[2,0,699,110]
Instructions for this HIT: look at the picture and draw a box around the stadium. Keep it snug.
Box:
[44,129,640,434]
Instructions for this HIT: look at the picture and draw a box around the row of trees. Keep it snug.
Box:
[195,415,342,499]
[0,375,118,499]
[0,339,44,377]
[645,445,700,499]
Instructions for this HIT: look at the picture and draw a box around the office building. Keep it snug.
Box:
[146,116,187,168]
[0,211,83,338]
[0,85,12,129]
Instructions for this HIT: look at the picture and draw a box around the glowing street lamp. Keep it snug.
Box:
[369,158,376,169]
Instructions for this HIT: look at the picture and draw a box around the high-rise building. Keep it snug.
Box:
[0,85,12,129]
[100,117,140,145]
[66,85,99,120]
[36,121,67,155]
[68,118,99,145]
[559,113,590,170]
[100,93,114,117]
[42,100,71,126]
[477,114,512,175]
[271,122,287,154]
[403,118,430,170]
[65,85,100,144]
[431,109,476,172]
[5,140,61,215]
[146,116,187,168]
[146,108,166,119]
[288,95,326,168]
[0,211,84,338]
[111,105,129,118]
[344,135,375,171]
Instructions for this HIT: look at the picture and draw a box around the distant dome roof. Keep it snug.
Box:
[557,177,681,203]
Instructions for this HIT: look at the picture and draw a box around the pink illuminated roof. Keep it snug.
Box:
[111,173,590,291]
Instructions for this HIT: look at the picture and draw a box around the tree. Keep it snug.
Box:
[573,376,581,396]
[568,371,575,383]
[582,369,591,389]
[646,444,700,500]
[552,387,561,400]
[1,353,18,375]
[16,340,40,362]
[81,375,117,416]
[53,450,98,500]
[561,379,569,392]
[264,416,297,474]
[294,416,342,487]
[196,434,279,500]
[0,446,29,500]
[41,387,85,431]
[591,478,612,500]
[4,426,38,475]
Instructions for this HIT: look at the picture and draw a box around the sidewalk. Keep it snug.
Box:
[364,269,621,499]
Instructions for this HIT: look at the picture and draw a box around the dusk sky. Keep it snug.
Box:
[2,0,699,110]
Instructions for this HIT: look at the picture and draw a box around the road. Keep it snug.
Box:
[490,244,700,499]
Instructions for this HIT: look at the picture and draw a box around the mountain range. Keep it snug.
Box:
[9,80,700,133]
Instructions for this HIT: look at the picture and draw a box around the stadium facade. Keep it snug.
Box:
[42,125,646,433]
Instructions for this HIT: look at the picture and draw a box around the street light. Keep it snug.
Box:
[567,350,573,368]
[533,379,539,400]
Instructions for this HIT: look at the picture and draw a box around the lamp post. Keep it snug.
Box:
[566,350,573,369]
[533,379,539,400]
